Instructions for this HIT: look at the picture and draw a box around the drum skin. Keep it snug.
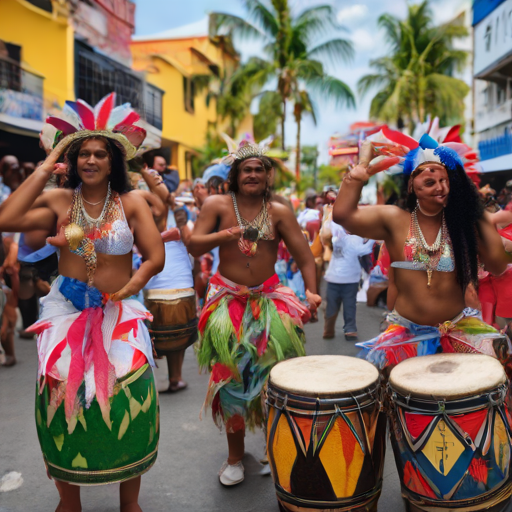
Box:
[145,290,197,355]
[388,354,512,511]
[266,356,386,512]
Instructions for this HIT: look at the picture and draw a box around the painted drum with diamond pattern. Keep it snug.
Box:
[266,355,386,512]
[389,353,512,511]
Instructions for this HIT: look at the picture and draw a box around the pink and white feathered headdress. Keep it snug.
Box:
[40,92,146,160]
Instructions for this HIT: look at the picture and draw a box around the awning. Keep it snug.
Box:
[0,113,43,138]
[478,154,512,173]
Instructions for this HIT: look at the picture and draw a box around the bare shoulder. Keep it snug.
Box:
[269,200,295,221]
[37,188,73,209]
[120,190,147,206]
[382,204,409,221]
[119,190,151,217]
[201,194,232,212]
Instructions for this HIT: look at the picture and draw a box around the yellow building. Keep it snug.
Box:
[0,0,73,160]
[0,0,163,163]
[131,18,253,179]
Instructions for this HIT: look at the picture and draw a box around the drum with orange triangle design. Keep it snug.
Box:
[389,354,512,511]
[266,355,386,512]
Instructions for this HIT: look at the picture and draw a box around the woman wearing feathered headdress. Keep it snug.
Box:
[333,128,512,374]
[0,93,165,510]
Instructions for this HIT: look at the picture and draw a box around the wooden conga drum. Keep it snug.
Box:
[145,288,197,355]
[266,355,386,512]
[388,353,512,511]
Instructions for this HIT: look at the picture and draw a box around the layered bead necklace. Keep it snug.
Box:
[230,191,274,262]
[64,182,123,285]
[410,206,450,287]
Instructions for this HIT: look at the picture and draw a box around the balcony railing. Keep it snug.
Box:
[76,43,163,131]
[0,57,44,121]
[479,132,512,161]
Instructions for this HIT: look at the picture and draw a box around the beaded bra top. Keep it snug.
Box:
[65,184,134,285]
[391,210,454,273]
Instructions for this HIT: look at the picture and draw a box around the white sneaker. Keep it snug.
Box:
[218,460,244,486]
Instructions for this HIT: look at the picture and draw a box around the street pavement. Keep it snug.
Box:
[0,302,404,512]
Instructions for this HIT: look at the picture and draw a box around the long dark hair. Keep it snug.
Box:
[228,156,274,203]
[64,136,132,194]
[406,163,483,291]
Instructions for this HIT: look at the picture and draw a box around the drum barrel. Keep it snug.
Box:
[388,373,512,511]
[145,292,198,354]
[266,378,386,512]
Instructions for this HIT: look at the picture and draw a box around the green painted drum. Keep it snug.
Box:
[35,364,159,485]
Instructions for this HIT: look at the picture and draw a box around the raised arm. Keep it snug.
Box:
[478,211,512,275]
[0,143,65,232]
[110,193,165,301]
[133,189,166,220]
[276,204,322,313]
[333,141,401,241]
[140,165,172,207]
[188,196,241,257]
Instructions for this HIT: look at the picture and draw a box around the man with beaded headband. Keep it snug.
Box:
[189,136,321,486]
[333,129,512,376]
[0,93,165,512]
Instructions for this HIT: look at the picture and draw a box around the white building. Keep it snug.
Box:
[473,0,512,173]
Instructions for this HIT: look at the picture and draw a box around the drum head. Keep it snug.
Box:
[389,353,506,399]
[269,355,379,397]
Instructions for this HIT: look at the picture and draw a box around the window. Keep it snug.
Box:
[183,77,194,114]
[497,82,507,105]
[75,42,144,111]
[485,24,492,52]
[25,0,52,13]
[482,85,490,107]
[144,84,163,130]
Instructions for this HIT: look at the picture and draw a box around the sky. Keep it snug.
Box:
[133,0,471,163]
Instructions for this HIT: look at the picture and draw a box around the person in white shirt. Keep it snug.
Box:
[322,219,375,340]
[297,189,321,228]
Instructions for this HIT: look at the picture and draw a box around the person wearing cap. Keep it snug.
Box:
[334,136,512,374]
[193,178,208,209]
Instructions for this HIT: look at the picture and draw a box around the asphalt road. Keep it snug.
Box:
[0,302,404,512]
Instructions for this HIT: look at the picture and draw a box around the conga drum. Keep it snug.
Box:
[145,288,197,355]
[388,353,512,511]
[266,355,386,512]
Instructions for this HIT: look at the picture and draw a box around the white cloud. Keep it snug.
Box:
[337,4,369,24]
[351,28,378,52]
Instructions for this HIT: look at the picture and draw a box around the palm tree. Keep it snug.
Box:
[358,1,469,132]
[211,1,355,179]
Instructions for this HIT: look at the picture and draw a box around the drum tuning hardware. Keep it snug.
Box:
[437,401,446,413]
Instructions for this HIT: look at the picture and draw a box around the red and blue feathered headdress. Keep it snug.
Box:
[369,125,479,177]
[40,92,146,160]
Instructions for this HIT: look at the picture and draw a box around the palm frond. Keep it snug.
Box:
[210,12,267,42]
[378,13,402,49]
[307,38,354,66]
[294,4,343,43]
[358,73,390,97]
[242,0,279,37]
[304,75,356,109]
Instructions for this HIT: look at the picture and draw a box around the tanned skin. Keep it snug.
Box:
[0,138,164,512]
[333,141,509,326]
[189,157,321,465]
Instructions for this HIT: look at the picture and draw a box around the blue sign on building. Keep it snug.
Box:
[473,0,507,25]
